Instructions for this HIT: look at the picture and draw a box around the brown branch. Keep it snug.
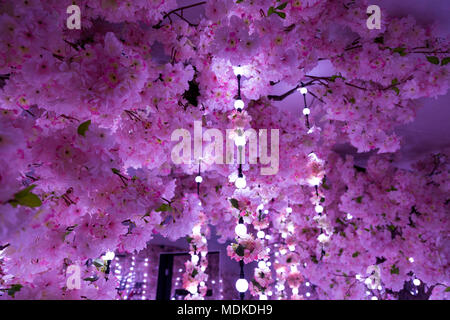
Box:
[153,1,205,29]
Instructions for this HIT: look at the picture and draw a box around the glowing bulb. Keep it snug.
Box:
[303,108,310,115]
[305,282,310,287]
[234,135,246,147]
[191,254,199,264]
[195,175,203,183]
[355,274,362,280]
[103,251,115,260]
[280,248,287,255]
[235,176,246,189]
[287,224,295,233]
[413,279,421,286]
[286,207,292,214]
[258,261,267,269]
[278,284,285,291]
[192,225,201,235]
[299,87,308,95]
[408,257,414,263]
[188,285,198,294]
[200,281,205,287]
[235,279,248,293]
[288,245,295,251]
[281,232,287,239]
[233,65,244,76]
[306,292,311,297]
[260,294,267,300]
[257,204,264,211]
[257,230,265,239]
[315,205,324,213]
[235,223,247,237]
[290,265,298,272]
[267,262,271,267]
[371,296,378,300]
[292,288,299,295]
[234,99,244,110]
[347,213,353,220]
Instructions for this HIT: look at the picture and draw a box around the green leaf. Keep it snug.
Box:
[10,185,42,208]
[392,86,400,95]
[191,269,198,278]
[7,284,22,298]
[311,255,318,264]
[386,185,398,192]
[445,287,450,292]
[426,56,439,65]
[374,36,384,44]
[111,168,121,175]
[390,264,399,275]
[349,97,356,104]
[83,276,98,282]
[276,2,288,10]
[229,198,239,210]
[441,57,450,66]
[186,236,193,243]
[77,120,91,136]
[235,244,245,257]
[393,47,406,56]
[275,11,286,19]
[352,251,360,258]
[92,258,104,268]
[267,6,275,16]
[155,203,171,212]
[355,196,363,204]
[391,78,398,85]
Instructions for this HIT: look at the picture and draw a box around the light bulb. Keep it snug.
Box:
[235,223,247,237]
[233,65,244,76]
[103,251,115,260]
[371,296,378,300]
[191,254,199,264]
[306,292,311,297]
[263,209,269,214]
[286,207,292,214]
[305,282,310,287]
[234,99,244,110]
[258,261,267,269]
[315,205,324,213]
[188,285,198,294]
[235,279,248,293]
[192,225,201,235]
[288,245,295,251]
[413,279,421,286]
[234,135,246,147]
[347,213,353,220]
[292,287,299,295]
[299,87,308,95]
[235,176,246,189]
[303,108,310,115]
[257,230,265,239]
[195,175,203,183]
[257,204,264,211]
[408,257,414,263]
[259,294,267,300]
[287,224,295,233]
